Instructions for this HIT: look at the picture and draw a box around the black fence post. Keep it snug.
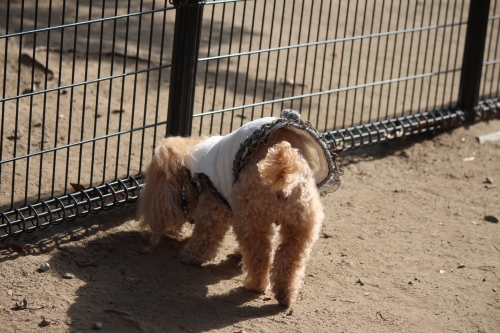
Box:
[457,0,491,122]
[166,0,206,137]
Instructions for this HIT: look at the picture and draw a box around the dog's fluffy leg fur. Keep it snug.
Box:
[233,141,323,306]
[139,137,201,246]
[269,179,323,306]
[179,191,232,265]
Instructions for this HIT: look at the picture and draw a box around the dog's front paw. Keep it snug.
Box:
[243,277,269,294]
[273,287,297,307]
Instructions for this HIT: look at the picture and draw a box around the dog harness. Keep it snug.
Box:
[184,110,342,209]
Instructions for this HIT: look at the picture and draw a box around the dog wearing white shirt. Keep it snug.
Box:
[139,110,341,306]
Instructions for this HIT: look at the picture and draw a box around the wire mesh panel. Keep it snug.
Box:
[0,0,174,238]
[193,0,476,137]
[0,0,499,238]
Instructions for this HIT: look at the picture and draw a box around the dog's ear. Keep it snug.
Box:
[139,137,189,242]
[153,137,188,177]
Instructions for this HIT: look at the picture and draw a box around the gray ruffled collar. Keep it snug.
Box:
[232,109,342,196]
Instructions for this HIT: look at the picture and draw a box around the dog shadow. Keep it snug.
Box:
[35,210,285,332]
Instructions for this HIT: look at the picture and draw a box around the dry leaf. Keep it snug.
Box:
[70,183,86,191]
[4,241,30,254]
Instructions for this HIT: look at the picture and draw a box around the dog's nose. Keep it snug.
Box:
[276,192,288,202]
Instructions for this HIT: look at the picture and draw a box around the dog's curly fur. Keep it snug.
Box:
[139,129,325,306]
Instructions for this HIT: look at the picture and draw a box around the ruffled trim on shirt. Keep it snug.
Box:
[232,109,342,196]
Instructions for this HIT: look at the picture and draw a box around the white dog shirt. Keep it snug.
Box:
[184,110,341,207]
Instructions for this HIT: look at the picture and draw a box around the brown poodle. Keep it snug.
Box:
[139,111,341,306]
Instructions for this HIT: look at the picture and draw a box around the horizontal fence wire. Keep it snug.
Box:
[1,0,500,240]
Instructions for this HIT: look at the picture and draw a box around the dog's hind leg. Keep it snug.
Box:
[179,191,232,265]
[270,189,323,306]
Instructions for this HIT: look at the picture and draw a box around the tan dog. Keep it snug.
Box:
[139,111,341,306]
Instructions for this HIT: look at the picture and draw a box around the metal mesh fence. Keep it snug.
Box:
[0,0,175,237]
[195,0,499,146]
[196,0,466,133]
[1,0,499,239]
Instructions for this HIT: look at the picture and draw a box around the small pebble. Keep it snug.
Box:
[408,281,414,285]
[458,264,466,268]
[357,278,366,285]
[63,273,75,279]
[40,262,50,272]
[287,309,293,316]
[484,215,499,223]
[16,299,28,309]
[92,322,103,330]
[486,176,494,184]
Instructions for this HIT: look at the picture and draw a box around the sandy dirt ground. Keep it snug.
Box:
[1,1,500,332]
[1,118,499,333]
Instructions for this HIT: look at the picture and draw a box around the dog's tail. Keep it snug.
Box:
[257,141,303,198]
[139,137,199,245]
